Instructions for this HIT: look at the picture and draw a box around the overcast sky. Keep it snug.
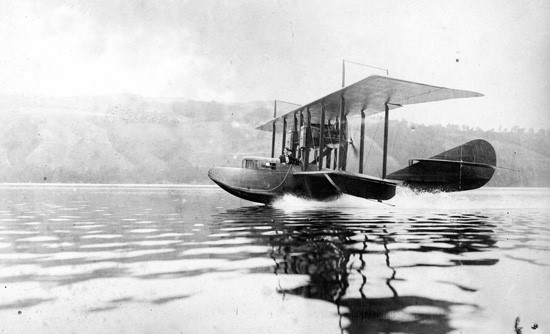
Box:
[1,0,549,129]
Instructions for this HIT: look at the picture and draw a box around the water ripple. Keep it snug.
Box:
[0,186,548,334]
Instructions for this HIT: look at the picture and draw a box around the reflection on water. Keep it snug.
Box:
[214,207,497,334]
[0,185,548,333]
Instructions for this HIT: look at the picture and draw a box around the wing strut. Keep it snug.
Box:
[338,95,347,170]
[318,102,326,171]
[302,107,312,171]
[382,103,389,179]
[359,109,365,174]
[271,100,277,158]
[292,113,298,156]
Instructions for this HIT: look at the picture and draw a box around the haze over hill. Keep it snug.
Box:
[0,95,548,186]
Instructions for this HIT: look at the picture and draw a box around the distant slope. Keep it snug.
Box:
[0,95,548,186]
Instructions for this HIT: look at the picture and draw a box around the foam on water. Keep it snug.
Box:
[272,187,550,211]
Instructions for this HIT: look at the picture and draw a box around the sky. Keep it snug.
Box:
[1,0,549,130]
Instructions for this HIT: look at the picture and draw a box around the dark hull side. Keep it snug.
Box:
[295,171,396,201]
[208,165,313,204]
[208,166,397,204]
[209,178,276,203]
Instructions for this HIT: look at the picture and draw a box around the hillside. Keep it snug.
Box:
[0,95,548,186]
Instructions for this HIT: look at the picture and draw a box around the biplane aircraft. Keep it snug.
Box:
[208,75,496,204]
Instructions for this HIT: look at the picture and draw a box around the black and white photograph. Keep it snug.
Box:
[0,1,549,333]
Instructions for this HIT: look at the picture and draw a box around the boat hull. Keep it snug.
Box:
[208,166,304,204]
[208,165,396,204]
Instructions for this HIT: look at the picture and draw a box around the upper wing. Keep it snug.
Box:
[256,75,483,132]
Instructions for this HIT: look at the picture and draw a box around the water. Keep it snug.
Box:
[0,185,548,334]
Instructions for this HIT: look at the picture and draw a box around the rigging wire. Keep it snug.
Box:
[365,117,382,165]
[387,119,402,169]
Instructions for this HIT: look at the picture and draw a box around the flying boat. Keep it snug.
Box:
[208,73,496,204]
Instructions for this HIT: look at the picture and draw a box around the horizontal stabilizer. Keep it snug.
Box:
[387,139,496,192]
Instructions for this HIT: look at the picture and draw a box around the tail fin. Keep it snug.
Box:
[386,139,496,192]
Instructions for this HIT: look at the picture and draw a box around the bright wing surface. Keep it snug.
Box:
[256,75,483,133]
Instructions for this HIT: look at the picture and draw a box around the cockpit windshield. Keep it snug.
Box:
[242,157,278,170]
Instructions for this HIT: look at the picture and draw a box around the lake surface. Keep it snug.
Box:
[0,185,548,334]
